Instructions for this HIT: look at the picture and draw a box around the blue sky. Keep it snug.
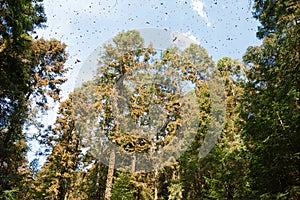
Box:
[34,0,261,92]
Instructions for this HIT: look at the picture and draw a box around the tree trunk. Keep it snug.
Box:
[154,165,158,200]
[131,153,136,173]
[95,163,102,199]
[104,150,115,200]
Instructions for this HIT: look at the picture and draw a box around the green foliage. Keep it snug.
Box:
[2,0,299,197]
[242,0,300,198]
[0,0,46,39]
[32,98,81,199]
[0,0,69,196]
[252,0,299,39]
[69,29,216,199]
[0,188,19,200]
[168,182,183,200]
[112,172,134,200]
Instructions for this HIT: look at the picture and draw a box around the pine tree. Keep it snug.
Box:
[175,43,216,200]
[242,0,300,198]
[111,171,134,200]
[0,0,68,196]
[0,0,44,194]
[201,57,251,199]
[72,30,214,199]
[32,97,81,200]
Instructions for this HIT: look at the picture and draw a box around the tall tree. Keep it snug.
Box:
[68,30,148,200]
[242,0,300,198]
[97,30,146,200]
[201,57,251,199]
[32,97,81,200]
[73,30,214,199]
[95,30,186,199]
[0,0,44,193]
[0,0,68,196]
[72,80,109,200]
[176,43,216,200]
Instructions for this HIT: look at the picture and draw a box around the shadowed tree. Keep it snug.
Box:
[32,97,81,200]
[242,0,300,198]
[0,0,68,197]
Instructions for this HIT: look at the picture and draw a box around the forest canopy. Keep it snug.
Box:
[0,0,299,199]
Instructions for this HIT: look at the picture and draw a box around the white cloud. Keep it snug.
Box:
[191,0,206,18]
[190,0,211,26]
[183,31,199,43]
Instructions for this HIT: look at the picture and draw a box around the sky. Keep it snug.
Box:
[28,0,262,162]
[34,0,262,93]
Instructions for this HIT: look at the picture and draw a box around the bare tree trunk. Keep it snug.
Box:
[64,192,68,200]
[131,153,136,173]
[105,149,115,200]
[154,165,158,200]
[95,162,102,199]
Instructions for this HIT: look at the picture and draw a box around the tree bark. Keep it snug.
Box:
[104,149,115,200]
[154,165,158,200]
[131,153,136,173]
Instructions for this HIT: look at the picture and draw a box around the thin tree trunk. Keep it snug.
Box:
[131,153,136,173]
[154,165,158,200]
[64,192,68,200]
[105,149,115,200]
[95,163,101,199]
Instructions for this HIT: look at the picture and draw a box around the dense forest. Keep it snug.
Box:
[0,0,299,199]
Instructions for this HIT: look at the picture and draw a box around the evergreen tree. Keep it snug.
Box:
[111,171,134,200]
[201,57,251,199]
[71,30,214,199]
[0,0,68,196]
[32,97,81,200]
[242,0,300,198]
